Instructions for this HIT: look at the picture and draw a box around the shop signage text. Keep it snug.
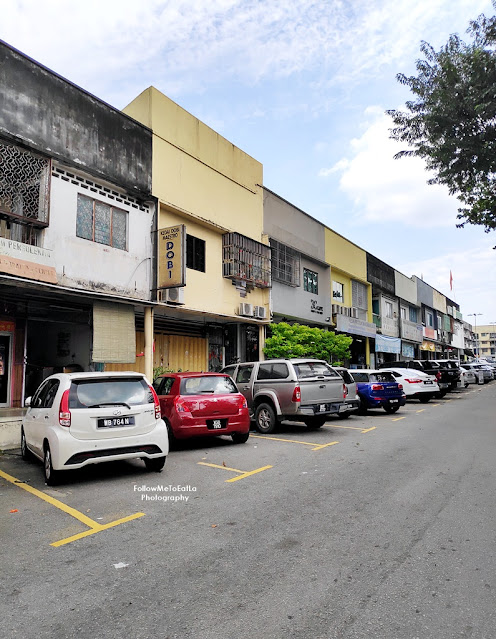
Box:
[158,225,186,289]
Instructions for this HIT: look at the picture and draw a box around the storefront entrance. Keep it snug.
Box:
[0,333,12,406]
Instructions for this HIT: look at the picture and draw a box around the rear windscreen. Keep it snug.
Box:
[180,376,238,395]
[293,362,340,379]
[69,378,152,408]
[370,373,395,383]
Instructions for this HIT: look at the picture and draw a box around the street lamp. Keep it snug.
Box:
[467,313,483,358]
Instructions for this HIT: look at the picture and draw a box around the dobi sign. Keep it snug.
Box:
[158,224,186,288]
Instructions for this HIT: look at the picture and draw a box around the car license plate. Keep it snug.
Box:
[213,419,223,429]
[389,399,399,404]
[319,404,326,412]
[339,404,350,412]
[424,381,433,385]
[98,416,135,428]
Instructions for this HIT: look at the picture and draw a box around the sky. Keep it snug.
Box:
[2,0,495,328]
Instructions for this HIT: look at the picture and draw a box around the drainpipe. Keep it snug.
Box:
[144,306,154,381]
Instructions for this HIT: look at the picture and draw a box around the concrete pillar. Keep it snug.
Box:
[259,324,266,361]
[144,306,154,381]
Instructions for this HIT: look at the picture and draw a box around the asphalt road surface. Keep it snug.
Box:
[1,382,495,639]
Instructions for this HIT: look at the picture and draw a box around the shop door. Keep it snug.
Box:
[0,334,12,407]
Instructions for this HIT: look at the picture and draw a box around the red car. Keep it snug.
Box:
[153,372,250,444]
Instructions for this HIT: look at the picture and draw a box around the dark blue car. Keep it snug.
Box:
[350,370,406,414]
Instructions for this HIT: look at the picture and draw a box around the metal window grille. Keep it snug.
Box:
[0,141,50,245]
[303,268,318,294]
[222,232,271,288]
[270,239,300,286]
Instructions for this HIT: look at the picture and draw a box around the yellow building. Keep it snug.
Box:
[474,324,496,359]
[110,87,269,375]
[325,228,375,367]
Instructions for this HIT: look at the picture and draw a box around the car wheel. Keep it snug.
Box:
[383,405,400,414]
[231,432,250,444]
[357,399,367,415]
[254,403,277,434]
[337,412,351,419]
[464,383,469,388]
[418,395,431,403]
[435,390,447,398]
[21,428,33,462]
[144,456,166,472]
[43,444,60,486]
[305,416,327,429]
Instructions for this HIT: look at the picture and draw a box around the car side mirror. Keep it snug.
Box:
[24,396,32,407]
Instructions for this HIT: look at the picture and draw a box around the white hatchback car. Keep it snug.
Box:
[380,367,439,402]
[21,372,169,485]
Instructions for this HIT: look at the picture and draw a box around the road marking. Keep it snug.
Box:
[197,462,272,482]
[250,434,339,451]
[0,468,144,547]
[330,425,377,434]
[391,416,406,422]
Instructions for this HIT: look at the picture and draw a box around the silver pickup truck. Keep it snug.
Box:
[221,358,359,433]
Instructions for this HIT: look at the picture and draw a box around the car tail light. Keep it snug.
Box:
[238,396,248,410]
[371,384,383,391]
[436,372,442,381]
[343,383,348,398]
[398,384,403,390]
[149,385,161,419]
[174,398,189,413]
[59,389,71,427]
[405,378,422,384]
[292,385,301,403]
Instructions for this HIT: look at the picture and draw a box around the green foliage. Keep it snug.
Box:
[387,2,496,240]
[263,322,352,364]
[153,365,182,380]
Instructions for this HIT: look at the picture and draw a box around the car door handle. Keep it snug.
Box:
[242,386,250,390]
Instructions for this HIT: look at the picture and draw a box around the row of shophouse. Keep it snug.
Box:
[0,40,478,443]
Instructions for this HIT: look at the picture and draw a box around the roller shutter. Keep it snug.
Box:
[92,301,136,363]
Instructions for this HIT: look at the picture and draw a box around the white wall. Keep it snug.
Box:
[44,165,154,300]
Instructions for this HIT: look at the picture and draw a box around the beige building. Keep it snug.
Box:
[474,324,496,359]
[114,87,270,375]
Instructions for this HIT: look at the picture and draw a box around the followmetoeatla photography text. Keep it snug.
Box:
[134,484,197,503]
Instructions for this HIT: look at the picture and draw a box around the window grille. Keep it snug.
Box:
[270,239,300,286]
[303,268,318,294]
[0,141,50,245]
[222,232,271,288]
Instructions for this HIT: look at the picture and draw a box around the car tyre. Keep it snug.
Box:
[231,432,250,444]
[305,416,327,429]
[337,412,351,419]
[21,428,34,462]
[254,403,277,434]
[43,444,60,486]
[383,405,400,414]
[357,399,367,415]
[418,395,431,404]
[144,456,166,472]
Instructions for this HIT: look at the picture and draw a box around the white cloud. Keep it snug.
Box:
[320,109,461,228]
[1,0,493,108]
[397,239,496,322]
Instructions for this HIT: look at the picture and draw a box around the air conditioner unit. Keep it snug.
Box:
[351,307,358,318]
[239,303,254,317]
[160,287,185,304]
[331,304,340,315]
[343,307,351,317]
[254,306,267,319]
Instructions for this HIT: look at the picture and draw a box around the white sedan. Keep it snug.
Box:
[380,367,439,402]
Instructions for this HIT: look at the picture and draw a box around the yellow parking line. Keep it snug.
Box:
[416,409,426,413]
[225,466,273,483]
[250,434,339,451]
[0,468,144,547]
[197,461,272,482]
[332,425,376,434]
[391,416,406,422]
[310,442,339,451]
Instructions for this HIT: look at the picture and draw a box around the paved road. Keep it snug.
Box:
[1,383,495,638]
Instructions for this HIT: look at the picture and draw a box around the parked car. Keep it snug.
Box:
[350,370,406,414]
[221,359,357,433]
[458,366,476,387]
[461,363,485,384]
[153,372,250,444]
[21,372,168,485]
[377,360,459,396]
[379,367,439,402]
[332,367,361,419]
[471,363,495,383]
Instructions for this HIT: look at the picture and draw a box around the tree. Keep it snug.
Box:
[263,322,352,364]
[387,2,496,239]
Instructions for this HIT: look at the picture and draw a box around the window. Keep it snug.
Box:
[332,281,344,303]
[270,240,300,286]
[236,365,254,384]
[186,234,206,272]
[400,307,406,320]
[426,311,434,327]
[181,376,238,395]
[76,194,127,250]
[303,269,318,294]
[293,362,340,379]
[257,363,289,380]
[222,232,271,288]
[409,307,417,323]
[385,301,393,318]
[154,377,175,395]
